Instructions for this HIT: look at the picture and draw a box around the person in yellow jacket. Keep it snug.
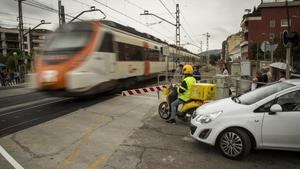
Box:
[167,65,196,124]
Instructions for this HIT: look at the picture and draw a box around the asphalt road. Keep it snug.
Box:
[1,83,300,169]
[103,115,300,169]
[0,90,114,137]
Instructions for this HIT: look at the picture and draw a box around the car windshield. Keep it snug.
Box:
[235,82,294,105]
[42,22,93,64]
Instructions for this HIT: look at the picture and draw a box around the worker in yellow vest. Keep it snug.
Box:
[167,65,196,124]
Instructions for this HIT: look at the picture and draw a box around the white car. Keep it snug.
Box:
[190,79,300,160]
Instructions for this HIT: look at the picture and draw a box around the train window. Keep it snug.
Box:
[117,42,144,61]
[160,55,166,62]
[145,49,159,61]
[99,33,113,53]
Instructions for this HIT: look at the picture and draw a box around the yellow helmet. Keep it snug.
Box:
[182,65,193,75]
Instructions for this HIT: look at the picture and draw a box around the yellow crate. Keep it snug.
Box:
[190,83,216,100]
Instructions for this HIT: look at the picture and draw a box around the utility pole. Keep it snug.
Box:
[200,41,203,53]
[18,0,25,75]
[61,5,66,24]
[285,0,291,79]
[58,0,65,25]
[140,4,181,69]
[203,32,211,51]
[175,4,180,65]
[58,0,61,26]
[18,0,24,56]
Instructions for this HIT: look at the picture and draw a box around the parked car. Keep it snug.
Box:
[190,79,300,160]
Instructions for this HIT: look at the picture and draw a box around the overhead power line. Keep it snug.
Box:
[158,0,176,20]
[124,0,144,11]
[71,0,128,26]
[169,0,196,45]
[0,12,41,21]
[158,0,195,45]
[23,0,80,22]
[92,0,174,42]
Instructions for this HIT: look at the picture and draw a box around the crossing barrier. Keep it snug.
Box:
[122,85,169,96]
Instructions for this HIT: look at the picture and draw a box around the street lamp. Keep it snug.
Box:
[23,20,51,36]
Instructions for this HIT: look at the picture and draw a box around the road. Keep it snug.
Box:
[0,89,115,138]
[0,87,299,169]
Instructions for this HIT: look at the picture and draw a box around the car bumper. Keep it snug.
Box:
[190,118,219,146]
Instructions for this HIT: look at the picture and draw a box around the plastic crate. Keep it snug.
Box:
[190,83,216,100]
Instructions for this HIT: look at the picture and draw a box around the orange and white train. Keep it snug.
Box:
[30,20,200,95]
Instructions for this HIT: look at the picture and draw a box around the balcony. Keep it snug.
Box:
[32,39,44,43]
[6,38,19,42]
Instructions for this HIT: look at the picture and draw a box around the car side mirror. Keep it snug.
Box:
[269,104,282,114]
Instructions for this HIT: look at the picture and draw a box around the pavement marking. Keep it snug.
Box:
[126,94,159,100]
[86,154,107,169]
[0,98,71,117]
[0,97,60,113]
[0,145,24,169]
[60,113,106,169]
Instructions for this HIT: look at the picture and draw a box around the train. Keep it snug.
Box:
[29,20,201,95]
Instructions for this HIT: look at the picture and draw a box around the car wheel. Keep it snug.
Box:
[217,128,251,160]
[158,102,170,119]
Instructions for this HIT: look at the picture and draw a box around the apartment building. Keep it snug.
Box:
[240,0,300,60]
[0,27,51,56]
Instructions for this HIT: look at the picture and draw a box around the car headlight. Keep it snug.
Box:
[195,111,223,124]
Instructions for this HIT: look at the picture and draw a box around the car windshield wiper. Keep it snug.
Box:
[232,95,241,104]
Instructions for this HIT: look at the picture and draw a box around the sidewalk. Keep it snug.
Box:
[0,83,26,90]
[0,83,34,98]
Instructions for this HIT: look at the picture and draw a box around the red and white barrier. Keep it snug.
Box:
[122,85,169,96]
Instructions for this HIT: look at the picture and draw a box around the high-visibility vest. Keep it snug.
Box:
[178,76,196,102]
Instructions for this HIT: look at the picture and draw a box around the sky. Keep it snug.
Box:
[0,0,261,53]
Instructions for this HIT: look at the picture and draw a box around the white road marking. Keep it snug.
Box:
[0,145,24,169]
[0,117,42,132]
[0,98,71,117]
[126,94,159,100]
[0,97,60,113]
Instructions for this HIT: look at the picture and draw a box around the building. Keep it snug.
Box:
[222,32,243,62]
[0,27,30,56]
[30,29,51,53]
[0,27,51,56]
[240,0,300,61]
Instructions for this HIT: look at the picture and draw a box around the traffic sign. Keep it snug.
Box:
[283,30,289,47]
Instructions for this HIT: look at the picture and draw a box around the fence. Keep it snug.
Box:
[156,73,271,99]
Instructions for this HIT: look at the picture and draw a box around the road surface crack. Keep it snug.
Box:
[135,146,146,169]
[120,144,195,154]
[140,124,187,137]
[11,134,40,158]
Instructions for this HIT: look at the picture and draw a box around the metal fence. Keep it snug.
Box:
[156,73,271,99]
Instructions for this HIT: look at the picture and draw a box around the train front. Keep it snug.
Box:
[30,21,102,95]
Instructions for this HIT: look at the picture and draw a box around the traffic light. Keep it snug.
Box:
[283,31,299,47]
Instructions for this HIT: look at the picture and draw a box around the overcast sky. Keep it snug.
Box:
[0,0,261,53]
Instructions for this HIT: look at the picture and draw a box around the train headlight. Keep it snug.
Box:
[41,70,58,83]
